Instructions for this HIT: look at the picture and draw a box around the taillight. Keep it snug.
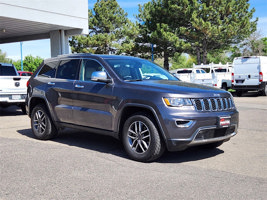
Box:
[26,80,29,87]
[231,73,234,83]
[259,72,263,82]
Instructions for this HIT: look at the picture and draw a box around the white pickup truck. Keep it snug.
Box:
[171,63,232,90]
[0,63,29,113]
[192,63,233,89]
[170,68,208,83]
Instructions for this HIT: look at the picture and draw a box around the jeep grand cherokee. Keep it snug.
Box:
[26,54,239,162]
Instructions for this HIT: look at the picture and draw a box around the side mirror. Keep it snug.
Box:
[91,71,112,83]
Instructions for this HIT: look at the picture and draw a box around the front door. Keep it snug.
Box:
[72,59,115,131]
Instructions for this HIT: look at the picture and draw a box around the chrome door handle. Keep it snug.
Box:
[48,82,55,85]
[75,84,84,89]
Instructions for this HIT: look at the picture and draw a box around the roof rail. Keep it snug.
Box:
[56,53,92,58]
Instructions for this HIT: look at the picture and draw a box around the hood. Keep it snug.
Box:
[127,80,229,97]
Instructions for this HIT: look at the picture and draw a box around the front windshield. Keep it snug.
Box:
[105,58,177,81]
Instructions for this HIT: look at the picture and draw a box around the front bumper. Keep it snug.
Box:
[162,109,239,151]
[166,124,237,151]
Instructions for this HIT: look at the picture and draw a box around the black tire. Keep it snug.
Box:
[122,113,165,162]
[31,104,58,140]
[201,141,224,149]
[236,90,243,97]
[20,105,26,114]
[262,84,267,96]
[221,83,227,91]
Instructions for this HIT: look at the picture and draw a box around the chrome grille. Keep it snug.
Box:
[192,98,234,112]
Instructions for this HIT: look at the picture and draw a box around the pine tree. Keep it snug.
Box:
[69,0,134,54]
[137,0,257,66]
[179,0,257,64]
[137,0,189,70]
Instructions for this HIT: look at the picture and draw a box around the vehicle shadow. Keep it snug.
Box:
[232,91,262,97]
[17,128,224,163]
[17,128,127,159]
[0,106,24,116]
[158,147,224,163]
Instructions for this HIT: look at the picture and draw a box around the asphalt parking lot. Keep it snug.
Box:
[1,92,266,200]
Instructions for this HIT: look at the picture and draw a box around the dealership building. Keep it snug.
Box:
[0,0,88,57]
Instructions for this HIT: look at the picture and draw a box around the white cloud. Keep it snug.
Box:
[7,55,21,61]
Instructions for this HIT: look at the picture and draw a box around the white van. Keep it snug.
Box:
[232,56,267,96]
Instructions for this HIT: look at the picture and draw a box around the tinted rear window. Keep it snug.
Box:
[214,69,227,73]
[38,61,58,78]
[56,59,80,80]
[0,65,17,76]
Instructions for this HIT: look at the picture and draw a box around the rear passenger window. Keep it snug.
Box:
[38,61,58,78]
[56,59,80,80]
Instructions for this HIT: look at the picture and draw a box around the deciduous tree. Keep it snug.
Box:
[0,49,12,63]
[13,55,43,72]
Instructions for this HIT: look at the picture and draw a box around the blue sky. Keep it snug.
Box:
[0,0,266,61]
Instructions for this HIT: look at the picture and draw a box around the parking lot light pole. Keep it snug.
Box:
[20,42,23,71]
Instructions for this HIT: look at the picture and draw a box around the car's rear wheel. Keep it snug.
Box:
[31,104,58,140]
[236,90,243,97]
[122,113,165,162]
[221,83,227,91]
[262,84,267,96]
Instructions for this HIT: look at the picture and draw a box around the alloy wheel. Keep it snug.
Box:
[33,110,46,135]
[127,121,151,154]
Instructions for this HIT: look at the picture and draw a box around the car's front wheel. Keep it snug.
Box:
[122,113,165,162]
[31,104,58,140]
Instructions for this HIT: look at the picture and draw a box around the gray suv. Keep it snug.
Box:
[26,54,239,162]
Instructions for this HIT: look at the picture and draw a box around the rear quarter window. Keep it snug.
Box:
[38,61,58,78]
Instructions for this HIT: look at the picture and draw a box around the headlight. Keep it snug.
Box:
[163,97,192,107]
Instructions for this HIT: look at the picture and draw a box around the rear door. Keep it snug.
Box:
[46,59,80,124]
[233,57,260,86]
[72,59,115,131]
